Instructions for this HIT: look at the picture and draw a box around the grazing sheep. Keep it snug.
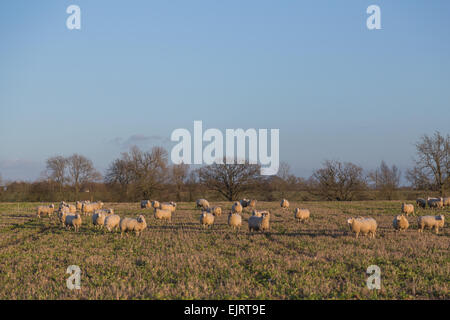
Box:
[58,207,72,227]
[248,211,270,232]
[427,197,443,209]
[169,202,177,212]
[416,198,426,209]
[160,202,176,212]
[228,213,242,231]
[207,206,222,216]
[280,199,289,209]
[232,201,243,214]
[104,214,121,232]
[151,200,161,209]
[401,203,415,216]
[59,202,76,214]
[141,200,151,209]
[294,208,310,222]
[154,208,172,222]
[443,197,450,207]
[196,199,210,210]
[346,217,377,238]
[200,211,215,228]
[119,215,147,237]
[36,204,55,218]
[64,213,82,232]
[417,215,445,234]
[393,215,409,231]
[92,211,108,229]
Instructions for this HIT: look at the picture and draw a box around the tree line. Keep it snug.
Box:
[0,132,448,202]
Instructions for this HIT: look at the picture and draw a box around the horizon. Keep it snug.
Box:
[1,1,450,181]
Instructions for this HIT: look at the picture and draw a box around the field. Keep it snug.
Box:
[0,201,448,300]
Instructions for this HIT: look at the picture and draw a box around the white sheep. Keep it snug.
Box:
[228,213,242,231]
[248,211,270,232]
[36,204,55,218]
[141,200,151,209]
[280,199,289,209]
[427,197,443,209]
[393,215,409,231]
[119,215,147,237]
[232,201,243,214]
[401,203,414,216]
[196,199,210,210]
[154,208,172,222]
[104,214,121,232]
[64,213,82,232]
[92,211,108,229]
[151,200,161,209]
[207,206,222,216]
[417,215,445,234]
[294,208,310,222]
[160,202,176,212]
[200,211,215,228]
[347,217,377,238]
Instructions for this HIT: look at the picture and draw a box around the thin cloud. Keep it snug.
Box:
[110,134,171,149]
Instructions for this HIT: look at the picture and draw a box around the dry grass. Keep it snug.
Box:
[0,201,448,300]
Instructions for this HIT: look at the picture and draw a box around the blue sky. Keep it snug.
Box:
[1,0,449,181]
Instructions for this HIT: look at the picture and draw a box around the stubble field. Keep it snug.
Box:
[0,201,448,299]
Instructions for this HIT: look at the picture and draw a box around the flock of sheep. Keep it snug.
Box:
[35,196,448,238]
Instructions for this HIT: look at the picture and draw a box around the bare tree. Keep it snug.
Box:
[67,154,102,197]
[105,153,134,199]
[309,160,366,201]
[407,131,450,195]
[368,161,401,200]
[45,156,67,193]
[198,159,261,201]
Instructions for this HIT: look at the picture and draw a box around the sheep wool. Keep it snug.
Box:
[393,215,409,231]
[228,213,242,230]
[119,215,147,237]
[347,217,377,238]
[154,208,172,222]
[196,199,210,210]
[294,208,310,222]
[401,203,414,216]
[104,214,121,232]
[280,199,289,209]
[208,206,222,216]
[248,212,270,232]
[232,202,243,214]
[36,204,55,218]
[200,211,215,228]
[65,213,82,232]
[417,215,445,234]
[141,200,151,209]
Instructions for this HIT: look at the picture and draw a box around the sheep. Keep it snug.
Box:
[196,199,210,210]
[393,215,409,231]
[64,213,82,232]
[280,199,289,209]
[417,215,445,234]
[200,211,215,229]
[401,203,414,216]
[104,214,121,232]
[444,197,450,207]
[92,211,110,229]
[160,202,176,212]
[251,210,269,217]
[240,199,250,208]
[169,201,177,212]
[427,197,443,209]
[207,206,222,216]
[58,207,72,227]
[248,211,270,232]
[154,208,172,222]
[248,199,257,210]
[59,202,76,214]
[151,200,161,209]
[294,208,310,223]
[36,204,55,218]
[76,200,89,210]
[141,200,151,209]
[346,217,377,238]
[119,215,147,237]
[228,213,242,231]
[416,198,426,209]
[232,201,243,214]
